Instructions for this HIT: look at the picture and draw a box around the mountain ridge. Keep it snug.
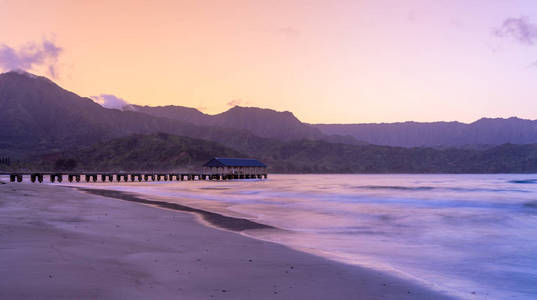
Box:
[313,117,537,148]
[0,71,291,157]
[2,70,537,159]
[131,104,325,141]
[2,70,537,173]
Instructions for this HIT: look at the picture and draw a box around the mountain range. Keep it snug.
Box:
[132,105,537,148]
[314,118,537,148]
[2,70,537,173]
[0,71,361,158]
[131,105,323,141]
[130,102,537,149]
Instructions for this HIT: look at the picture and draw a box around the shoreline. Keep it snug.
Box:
[74,187,275,232]
[0,183,454,299]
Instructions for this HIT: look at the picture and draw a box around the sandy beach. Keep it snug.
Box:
[0,183,453,299]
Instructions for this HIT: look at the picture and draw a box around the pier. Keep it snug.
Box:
[1,171,268,183]
[1,157,268,183]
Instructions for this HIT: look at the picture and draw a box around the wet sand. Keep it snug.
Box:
[0,183,454,299]
[75,187,274,231]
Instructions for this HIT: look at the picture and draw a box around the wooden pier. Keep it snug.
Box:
[1,157,269,184]
[1,171,268,183]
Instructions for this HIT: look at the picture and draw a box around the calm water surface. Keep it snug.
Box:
[72,174,537,299]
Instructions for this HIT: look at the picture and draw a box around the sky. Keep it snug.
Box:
[0,0,536,124]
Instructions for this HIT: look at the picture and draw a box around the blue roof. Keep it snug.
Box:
[203,158,266,168]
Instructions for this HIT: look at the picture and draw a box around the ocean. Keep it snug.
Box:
[37,174,537,299]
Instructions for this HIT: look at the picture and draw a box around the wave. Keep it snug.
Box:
[508,179,537,184]
[355,185,435,191]
[523,201,537,209]
[354,185,528,193]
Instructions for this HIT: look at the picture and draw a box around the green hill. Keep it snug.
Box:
[260,140,537,173]
[8,135,537,174]
[30,133,243,172]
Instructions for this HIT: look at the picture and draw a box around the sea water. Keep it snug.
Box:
[53,174,537,299]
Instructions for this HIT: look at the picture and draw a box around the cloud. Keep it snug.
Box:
[226,98,243,107]
[0,39,63,77]
[494,17,537,46]
[91,94,129,109]
[226,98,253,107]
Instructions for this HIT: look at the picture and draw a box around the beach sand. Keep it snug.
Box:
[0,183,454,299]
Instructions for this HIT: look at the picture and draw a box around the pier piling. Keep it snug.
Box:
[4,170,267,184]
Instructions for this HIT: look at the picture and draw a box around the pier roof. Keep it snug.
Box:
[203,158,266,168]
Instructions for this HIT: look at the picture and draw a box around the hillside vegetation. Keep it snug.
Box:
[8,134,537,173]
[29,133,243,172]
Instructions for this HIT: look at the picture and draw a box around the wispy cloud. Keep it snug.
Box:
[0,39,63,77]
[494,17,537,46]
[226,98,243,107]
[91,94,129,109]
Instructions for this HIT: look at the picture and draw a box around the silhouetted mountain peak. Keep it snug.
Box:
[1,70,56,85]
[132,104,325,141]
[205,106,320,140]
[131,104,208,124]
[217,106,301,123]
[0,69,103,112]
[3,69,38,77]
[471,116,530,125]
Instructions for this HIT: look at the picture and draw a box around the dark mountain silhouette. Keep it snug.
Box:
[314,117,537,147]
[0,71,104,152]
[210,106,323,140]
[17,133,537,173]
[34,133,243,172]
[0,71,284,157]
[0,71,362,159]
[133,105,325,141]
[132,105,209,125]
[257,140,537,173]
[3,70,537,173]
